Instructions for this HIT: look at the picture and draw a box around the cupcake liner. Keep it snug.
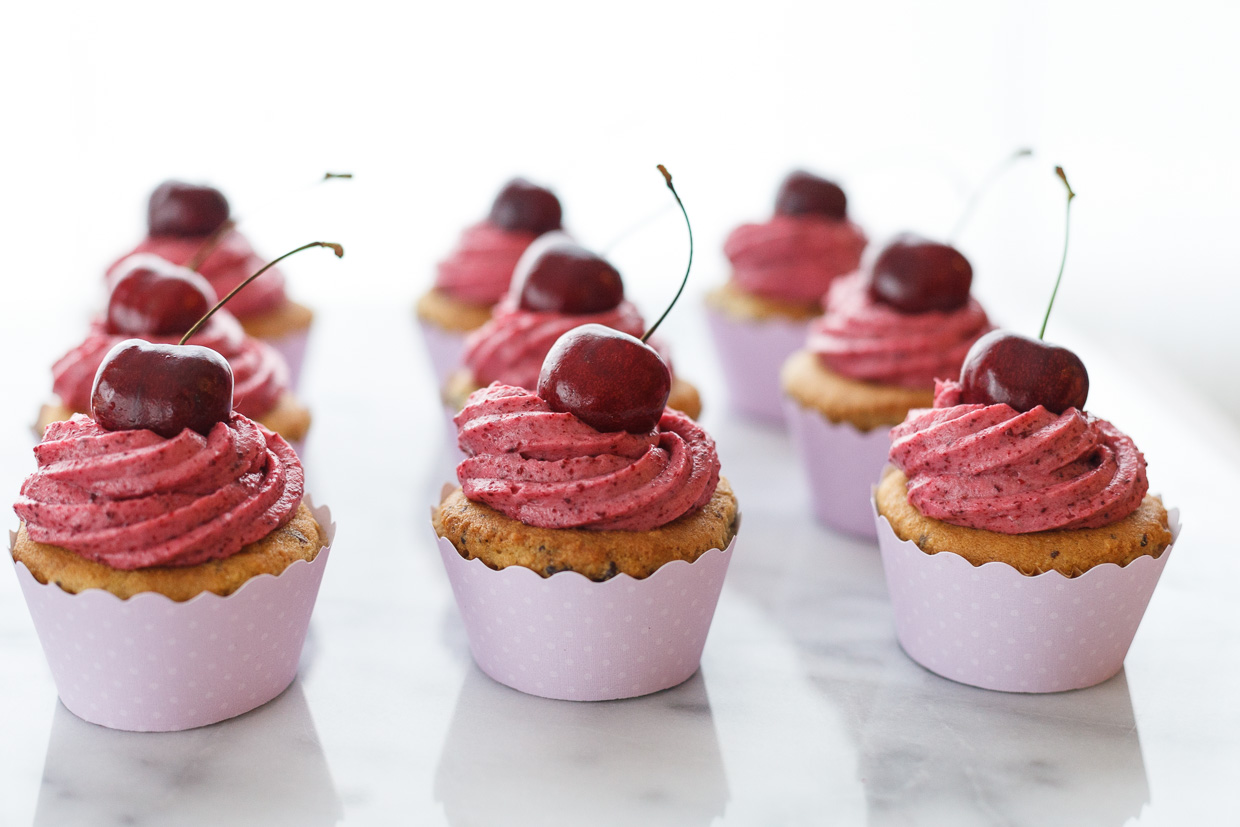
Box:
[434,526,738,701]
[783,396,891,538]
[11,501,336,731]
[874,503,1179,693]
[419,318,470,388]
[442,402,467,467]
[262,328,310,391]
[705,306,808,425]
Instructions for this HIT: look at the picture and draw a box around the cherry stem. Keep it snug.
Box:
[949,148,1033,242]
[641,165,692,344]
[1040,166,1076,340]
[180,241,344,345]
[185,219,237,272]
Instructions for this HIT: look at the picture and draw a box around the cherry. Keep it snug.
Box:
[488,178,563,235]
[867,233,972,313]
[148,180,231,237]
[91,339,233,438]
[538,325,671,434]
[959,330,1088,414]
[775,170,848,220]
[515,239,624,314]
[106,255,217,336]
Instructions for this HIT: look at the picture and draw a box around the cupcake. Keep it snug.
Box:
[40,255,311,449]
[705,170,867,423]
[108,180,315,384]
[433,324,738,701]
[874,331,1177,692]
[443,235,702,421]
[416,178,563,384]
[781,235,992,537]
[12,346,332,730]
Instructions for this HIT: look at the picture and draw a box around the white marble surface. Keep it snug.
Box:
[2,296,1239,827]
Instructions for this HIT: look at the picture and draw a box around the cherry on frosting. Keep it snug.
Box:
[538,324,671,434]
[775,170,848,220]
[515,238,625,314]
[488,178,563,236]
[148,180,231,237]
[91,339,234,438]
[106,255,218,336]
[867,233,973,314]
[958,330,1089,415]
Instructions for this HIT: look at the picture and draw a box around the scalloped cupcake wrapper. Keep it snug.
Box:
[10,500,336,732]
[262,328,309,391]
[435,531,737,701]
[874,503,1179,693]
[783,397,892,539]
[419,319,470,388]
[705,305,809,425]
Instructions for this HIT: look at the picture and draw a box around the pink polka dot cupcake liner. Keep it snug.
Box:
[783,397,892,539]
[419,318,470,389]
[434,528,737,702]
[10,500,335,732]
[705,304,809,425]
[874,503,1179,693]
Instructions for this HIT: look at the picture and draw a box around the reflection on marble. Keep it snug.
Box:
[435,667,728,826]
[35,680,341,827]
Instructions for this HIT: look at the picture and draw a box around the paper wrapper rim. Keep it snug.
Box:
[874,497,1179,693]
[11,498,335,731]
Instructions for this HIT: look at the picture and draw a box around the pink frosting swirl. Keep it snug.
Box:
[108,232,286,318]
[434,222,539,306]
[15,413,304,569]
[455,384,720,531]
[808,273,992,388]
[51,314,289,420]
[889,380,1149,533]
[723,214,867,304]
[462,297,648,390]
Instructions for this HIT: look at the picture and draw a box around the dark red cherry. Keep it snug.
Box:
[538,324,671,434]
[867,233,973,313]
[488,178,563,235]
[106,255,218,336]
[148,180,231,237]
[91,340,234,438]
[775,170,847,220]
[516,239,624,314]
[959,330,1089,415]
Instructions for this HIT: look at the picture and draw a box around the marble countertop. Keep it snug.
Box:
[3,300,1238,827]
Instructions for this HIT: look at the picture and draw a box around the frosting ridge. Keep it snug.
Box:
[809,273,992,388]
[15,413,304,569]
[455,384,720,531]
[888,380,1149,533]
[724,214,866,304]
[434,222,539,306]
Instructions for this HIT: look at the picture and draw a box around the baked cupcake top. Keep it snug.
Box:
[807,272,992,388]
[15,413,304,569]
[52,303,289,421]
[889,379,1149,533]
[455,384,720,531]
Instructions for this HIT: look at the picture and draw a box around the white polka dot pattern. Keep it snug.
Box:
[705,304,808,425]
[784,396,891,540]
[436,532,736,701]
[874,508,1179,693]
[11,502,334,732]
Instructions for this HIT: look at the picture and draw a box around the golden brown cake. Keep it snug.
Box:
[875,467,1173,577]
[705,280,821,323]
[434,478,738,581]
[237,297,315,340]
[416,287,494,333]
[781,349,934,432]
[13,502,327,601]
